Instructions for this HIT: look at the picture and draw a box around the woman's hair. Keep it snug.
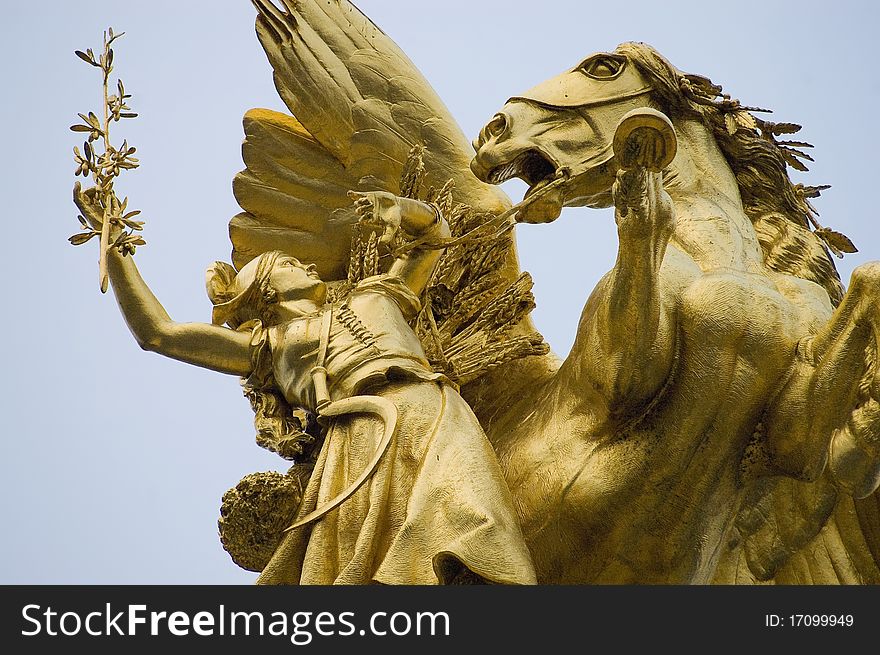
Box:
[205,250,322,463]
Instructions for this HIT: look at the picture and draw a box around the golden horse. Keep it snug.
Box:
[469,43,880,582]
[216,1,880,583]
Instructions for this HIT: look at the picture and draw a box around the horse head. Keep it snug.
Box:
[473,42,845,304]
[471,46,663,223]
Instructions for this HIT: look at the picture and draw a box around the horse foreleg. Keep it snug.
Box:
[558,165,680,417]
[764,263,880,491]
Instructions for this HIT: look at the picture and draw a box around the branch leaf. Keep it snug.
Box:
[798,184,831,199]
[74,50,99,66]
[733,110,757,131]
[778,145,815,162]
[766,121,802,135]
[778,147,810,171]
[777,140,814,148]
[815,228,857,256]
[69,231,100,246]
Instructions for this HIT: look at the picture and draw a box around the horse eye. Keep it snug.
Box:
[578,54,625,80]
[485,113,508,138]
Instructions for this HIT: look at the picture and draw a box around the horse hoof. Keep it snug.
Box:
[613,108,677,172]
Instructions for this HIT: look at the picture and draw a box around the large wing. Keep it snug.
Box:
[713,476,880,584]
[231,108,361,277]
[231,0,512,277]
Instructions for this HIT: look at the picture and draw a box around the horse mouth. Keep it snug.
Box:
[487,150,557,188]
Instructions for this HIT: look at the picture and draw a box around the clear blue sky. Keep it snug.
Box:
[2,0,878,583]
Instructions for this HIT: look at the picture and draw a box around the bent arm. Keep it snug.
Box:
[107,248,253,376]
[388,198,451,297]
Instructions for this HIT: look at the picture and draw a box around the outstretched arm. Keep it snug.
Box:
[75,184,253,377]
[349,191,451,296]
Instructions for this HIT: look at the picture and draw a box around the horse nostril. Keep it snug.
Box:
[470,157,490,181]
[474,113,508,154]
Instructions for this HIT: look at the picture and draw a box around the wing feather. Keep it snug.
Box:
[230,213,352,275]
[714,477,880,584]
[235,0,512,285]
[231,108,358,276]
[254,6,358,162]
[249,0,509,208]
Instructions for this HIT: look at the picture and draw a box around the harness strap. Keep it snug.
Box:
[310,303,333,412]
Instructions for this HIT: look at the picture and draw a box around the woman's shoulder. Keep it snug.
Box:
[353,274,421,319]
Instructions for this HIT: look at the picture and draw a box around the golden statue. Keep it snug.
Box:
[74,180,536,585]
[70,1,880,584]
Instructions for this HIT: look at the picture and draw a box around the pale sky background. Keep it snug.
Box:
[1,1,878,583]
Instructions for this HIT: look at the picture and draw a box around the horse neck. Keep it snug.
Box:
[663,119,764,271]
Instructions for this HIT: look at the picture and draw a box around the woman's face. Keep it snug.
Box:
[269,256,327,305]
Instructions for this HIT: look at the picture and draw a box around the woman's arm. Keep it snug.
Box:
[349,191,451,296]
[75,184,253,376]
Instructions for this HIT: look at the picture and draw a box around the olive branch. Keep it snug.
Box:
[69,27,144,292]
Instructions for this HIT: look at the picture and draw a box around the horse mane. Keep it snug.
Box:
[615,42,848,305]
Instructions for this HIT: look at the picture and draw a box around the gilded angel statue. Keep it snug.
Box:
[73,0,880,584]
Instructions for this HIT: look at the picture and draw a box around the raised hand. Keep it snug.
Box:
[348,191,403,245]
[73,181,116,235]
[72,181,144,258]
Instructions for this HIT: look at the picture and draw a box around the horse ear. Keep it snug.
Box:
[206,261,238,305]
